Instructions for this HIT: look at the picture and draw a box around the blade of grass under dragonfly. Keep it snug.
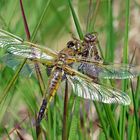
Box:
[100,0,120,139]
[66,1,84,139]
[130,80,139,140]
[0,2,51,140]
[0,0,52,102]
[0,59,27,104]
[94,102,108,140]
[20,0,46,98]
[135,77,140,140]
[62,79,68,140]
[128,46,139,140]
[67,1,120,139]
[67,1,84,139]
[68,97,80,140]
[119,0,130,139]
[85,1,119,140]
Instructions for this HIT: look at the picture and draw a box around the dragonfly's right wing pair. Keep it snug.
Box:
[0,29,58,77]
[0,29,57,64]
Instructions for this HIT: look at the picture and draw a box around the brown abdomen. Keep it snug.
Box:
[48,67,63,97]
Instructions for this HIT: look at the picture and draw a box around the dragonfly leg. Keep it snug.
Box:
[92,45,102,61]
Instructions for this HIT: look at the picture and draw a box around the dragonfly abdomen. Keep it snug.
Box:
[37,67,63,124]
[37,99,47,125]
[48,67,63,97]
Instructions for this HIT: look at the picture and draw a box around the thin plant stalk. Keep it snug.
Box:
[86,0,92,32]
[19,1,44,139]
[68,0,83,39]
[89,0,101,31]
[20,0,45,96]
[62,79,69,140]
[19,0,30,39]
[119,0,130,139]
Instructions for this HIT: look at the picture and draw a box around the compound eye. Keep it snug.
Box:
[67,41,75,48]
[84,35,90,42]
[91,34,97,42]
[84,33,97,42]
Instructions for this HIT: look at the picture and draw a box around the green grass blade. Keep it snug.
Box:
[67,2,83,139]
[119,0,130,139]
[104,1,120,140]
[67,1,120,140]
[68,98,80,140]
[104,105,120,140]
[31,0,51,42]
[105,0,114,62]
[0,59,27,103]
[94,102,109,140]
[62,80,68,140]
[133,77,140,140]
[89,0,101,31]
[130,81,139,140]
[67,0,83,39]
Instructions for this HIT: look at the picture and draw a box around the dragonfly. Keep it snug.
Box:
[0,29,140,124]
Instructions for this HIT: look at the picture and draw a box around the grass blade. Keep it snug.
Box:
[105,0,114,62]
[104,105,120,140]
[119,0,130,139]
[94,102,108,140]
[67,0,83,39]
[103,1,120,140]
[68,98,80,140]
[62,79,68,140]
[0,59,27,103]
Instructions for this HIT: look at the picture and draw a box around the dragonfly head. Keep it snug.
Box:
[84,33,97,43]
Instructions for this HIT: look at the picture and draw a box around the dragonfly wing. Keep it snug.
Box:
[1,54,46,77]
[67,75,131,105]
[0,29,23,48]
[0,29,57,63]
[1,54,22,70]
[1,54,34,77]
[6,44,55,62]
[77,62,140,79]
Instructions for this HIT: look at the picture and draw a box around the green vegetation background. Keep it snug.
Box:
[0,0,140,140]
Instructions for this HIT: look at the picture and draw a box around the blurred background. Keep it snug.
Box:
[0,0,140,140]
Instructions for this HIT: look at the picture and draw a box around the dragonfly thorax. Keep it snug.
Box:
[55,53,67,68]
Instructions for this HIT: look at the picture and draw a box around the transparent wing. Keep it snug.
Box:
[67,75,131,105]
[70,56,140,79]
[77,63,140,79]
[6,44,56,63]
[0,29,57,64]
[0,29,23,48]
[1,54,38,77]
